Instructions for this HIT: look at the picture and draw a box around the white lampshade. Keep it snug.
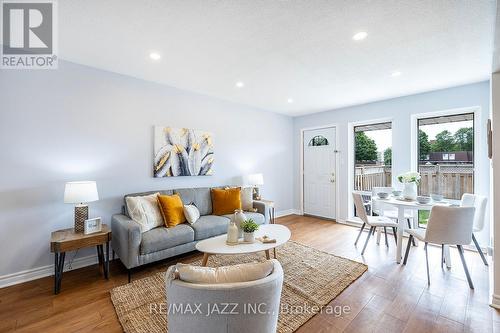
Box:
[247,173,264,186]
[64,181,99,204]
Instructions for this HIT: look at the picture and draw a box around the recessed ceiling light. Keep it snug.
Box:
[149,52,161,60]
[391,71,402,77]
[352,32,368,41]
[235,81,244,88]
[287,98,294,104]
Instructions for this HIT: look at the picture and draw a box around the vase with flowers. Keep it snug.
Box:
[397,172,421,200]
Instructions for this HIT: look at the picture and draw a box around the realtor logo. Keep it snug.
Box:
[1,0,58,69]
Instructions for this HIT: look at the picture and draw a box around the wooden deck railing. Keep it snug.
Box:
[354,166,392,192]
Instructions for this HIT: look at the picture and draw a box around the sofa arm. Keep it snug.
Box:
[253,201,270,224]
[111,214,142,269]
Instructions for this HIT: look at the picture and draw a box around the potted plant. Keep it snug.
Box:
[241,219,259,243]
[397,171,421,200]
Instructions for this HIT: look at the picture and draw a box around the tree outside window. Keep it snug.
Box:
[355,132,378,162]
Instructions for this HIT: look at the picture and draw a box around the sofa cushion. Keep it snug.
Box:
[140,224,194,255]
[190,215,230,240]
[211,187,242,215]
[240,187,254,211]
[157,194,186,227]
[175,260,274,284]
[125,193,164,233]
[175,188,212,215]
[123,190,173,217]
[223,212,266,225]
[183,204,200,224]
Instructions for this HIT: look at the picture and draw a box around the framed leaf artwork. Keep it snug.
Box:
[153,127,214,177]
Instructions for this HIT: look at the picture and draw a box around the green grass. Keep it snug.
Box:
[418,210,430,227]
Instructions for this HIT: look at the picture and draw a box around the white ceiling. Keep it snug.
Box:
[59,1,496,116]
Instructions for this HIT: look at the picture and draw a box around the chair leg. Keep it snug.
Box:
[128,269,131,283]
[471,233,488,266]
[392,227,397,245]
[407,219,416,246]
[424,242,430,285]
[441,244,444,268]
[361,226,374,255]
[372,227,376,235]
[354,223,366,245]
[457,245,474,289]
[403,235,413,265]
[384,227,389,247]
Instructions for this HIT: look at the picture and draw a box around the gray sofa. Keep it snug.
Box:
[111,187,269,281]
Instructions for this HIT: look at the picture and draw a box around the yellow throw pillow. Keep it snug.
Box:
[211,187,242,215]
[157,194,186,227]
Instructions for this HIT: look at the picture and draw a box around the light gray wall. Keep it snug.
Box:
[293,81,491,244]
[0,61,294,278]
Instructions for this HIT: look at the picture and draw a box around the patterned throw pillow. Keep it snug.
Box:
[240,187,254,211]
[125,193,163,233]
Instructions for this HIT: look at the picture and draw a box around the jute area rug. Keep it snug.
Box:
[110,241,367,333]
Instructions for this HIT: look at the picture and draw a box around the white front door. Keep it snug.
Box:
[303,127,336,219]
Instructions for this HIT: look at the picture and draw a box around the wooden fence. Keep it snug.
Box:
[354,164,473,200]
[418,165,473,200]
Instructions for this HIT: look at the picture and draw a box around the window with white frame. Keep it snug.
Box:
[416,112,474,227]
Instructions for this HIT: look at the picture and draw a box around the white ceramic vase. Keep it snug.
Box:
[226,221,239,245]
[403,182,417,200]
[243,232,255,243]
[232,209,246,238]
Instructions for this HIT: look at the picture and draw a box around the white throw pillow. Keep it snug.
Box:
[176,260,274,284]
[183,204,200,224]
[125,193,163,233]
[241,187,254,211]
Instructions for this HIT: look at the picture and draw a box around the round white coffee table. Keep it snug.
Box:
[195,224,291,266]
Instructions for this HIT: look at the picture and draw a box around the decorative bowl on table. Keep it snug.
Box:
[416,196,431,204]
[431,194,443,202]
[392,190,402,197]
[377,192,389,199]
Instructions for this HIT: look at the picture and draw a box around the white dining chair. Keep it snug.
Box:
[353,192,399,255]
[461,193,488,266]
[371,186,416,246]
[403,206,475,289]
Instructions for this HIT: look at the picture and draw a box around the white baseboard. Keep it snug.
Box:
[276,209,302,217]
[0,254,98,289]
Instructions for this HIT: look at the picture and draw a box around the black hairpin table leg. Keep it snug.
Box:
[54,252,65,294]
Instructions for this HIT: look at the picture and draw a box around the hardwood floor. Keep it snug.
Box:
[0,215,498,332]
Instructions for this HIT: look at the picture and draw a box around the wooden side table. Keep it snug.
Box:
[50,224,112,294]
[256,199,275,224]
[255,199,276,257]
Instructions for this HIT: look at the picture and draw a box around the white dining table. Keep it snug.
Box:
[372,196,453,266]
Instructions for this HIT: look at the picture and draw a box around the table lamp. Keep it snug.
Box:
[64,181,99,233]
[247,173,264,200]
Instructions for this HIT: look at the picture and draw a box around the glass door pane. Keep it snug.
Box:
[417,112,474,226]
